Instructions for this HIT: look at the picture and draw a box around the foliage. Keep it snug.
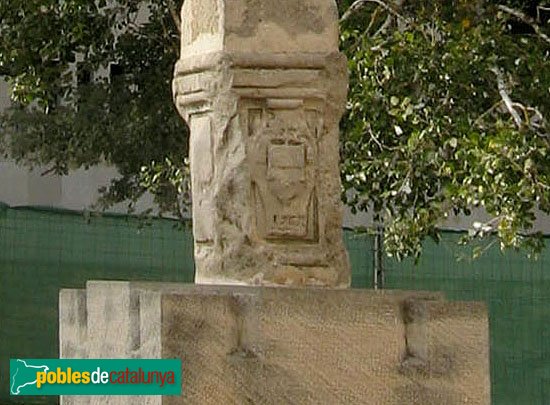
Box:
[339,0,550,259]
[1,0,549,258]
[0,0,188,217]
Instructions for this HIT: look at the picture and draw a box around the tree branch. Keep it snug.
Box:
[498,5,550,46]
[490,67,522,128]
[340,0,409,24]
[373,14,393,37]
[365,6,382,35]
[0,66,11,77]
[473,100,503,128]
[167,0,182,35]
[537,6,550,23]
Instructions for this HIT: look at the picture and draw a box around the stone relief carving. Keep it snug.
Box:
[247,99,323,243]
[174,0,351,286]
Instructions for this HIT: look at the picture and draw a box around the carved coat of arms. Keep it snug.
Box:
[248,101,322,242]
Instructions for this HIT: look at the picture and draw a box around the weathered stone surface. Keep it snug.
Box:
[60,282,491,404]
[60,4,492,404]
[173,0,350,287]
[59,282,162,405]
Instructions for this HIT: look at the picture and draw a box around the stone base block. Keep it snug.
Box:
[60,281,490,404]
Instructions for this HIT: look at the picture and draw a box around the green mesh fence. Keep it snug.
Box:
[0,204,549,404]
[344,229,374,289]
[384,232,550,405]
[0,204,194,404]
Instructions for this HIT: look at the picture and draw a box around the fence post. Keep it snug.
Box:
[373,216,385,290]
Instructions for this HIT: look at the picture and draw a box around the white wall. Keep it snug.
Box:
[0,67,154,214]
[1,78,64,207]
[0,2,156,213]
[0,155,153,214]
[342,202,550,234]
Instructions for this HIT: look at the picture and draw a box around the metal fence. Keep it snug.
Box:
[1,204,549,404]
[0,204,194,404]
[346,229,550,405]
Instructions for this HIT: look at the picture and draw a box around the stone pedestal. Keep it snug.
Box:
[60,282,491,404]
[173,0,350,286]
[60,3,491,404]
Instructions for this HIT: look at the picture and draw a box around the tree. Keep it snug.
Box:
[0,0,548,258]
[339,0,549,259]
[0,0,189,217]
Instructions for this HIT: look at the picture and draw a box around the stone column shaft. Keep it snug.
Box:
[173,0,350,287]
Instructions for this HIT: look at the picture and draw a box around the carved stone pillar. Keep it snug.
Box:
[173,0,350,287]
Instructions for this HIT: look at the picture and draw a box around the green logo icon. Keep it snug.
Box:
[10,359,182,396]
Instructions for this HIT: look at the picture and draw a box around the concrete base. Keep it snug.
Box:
[60,282,490,404]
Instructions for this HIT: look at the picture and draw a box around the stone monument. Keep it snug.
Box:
[172,0,350,287]
[59,1,491,404]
